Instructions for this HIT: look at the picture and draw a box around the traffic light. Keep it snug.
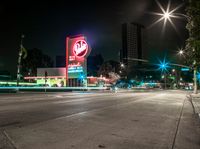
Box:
[158,59,169,72]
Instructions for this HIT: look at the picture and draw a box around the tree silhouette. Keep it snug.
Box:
[21,48,54,76]
[185,0,200,93]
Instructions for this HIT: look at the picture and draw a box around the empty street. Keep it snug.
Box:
[0,90,200,149]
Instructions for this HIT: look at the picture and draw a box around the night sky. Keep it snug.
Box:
[0,0,187,74]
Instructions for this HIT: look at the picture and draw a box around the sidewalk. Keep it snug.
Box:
[174,99,200,149]
[190,93,200,118]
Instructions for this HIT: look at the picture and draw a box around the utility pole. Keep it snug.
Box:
[16,35,25,86]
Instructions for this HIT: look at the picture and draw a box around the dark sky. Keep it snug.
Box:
[0,0,188,74]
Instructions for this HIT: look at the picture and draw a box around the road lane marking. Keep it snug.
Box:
[21,93,164,127]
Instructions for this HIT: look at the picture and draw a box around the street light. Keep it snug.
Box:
[152,1,199,94]
[120,63,125,68]
[149,0,184,32]
[178,49,184,55]
[164,12,170,20]
[158,59,169,89]
[162,9,198,94]
[158,59,169,72]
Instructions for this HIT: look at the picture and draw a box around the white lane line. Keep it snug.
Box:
[0,93,125,104]
[52,93,152,104]
[25,94,163,127]
[53,95,127,104]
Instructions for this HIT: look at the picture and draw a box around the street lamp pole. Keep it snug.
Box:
[159,3,198,94]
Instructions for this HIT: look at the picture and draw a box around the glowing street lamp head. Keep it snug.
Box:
[120,63,125,68]
[149,0,183,33]
[179,50,184,55]
[164,12,170,19]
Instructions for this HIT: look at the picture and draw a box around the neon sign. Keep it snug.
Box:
[66,35,91,87]
[68,66,83,73]
[68,62,81,67]
[69,56,75,61]
[73,40,88,58]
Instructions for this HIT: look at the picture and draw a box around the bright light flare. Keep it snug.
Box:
[177,48,185,56]
[149,0,183,33]
[179,50,184,55]
[157,58,169,72]
[164,12,170,19]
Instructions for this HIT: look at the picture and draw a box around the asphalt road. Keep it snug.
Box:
[0,90,199,149]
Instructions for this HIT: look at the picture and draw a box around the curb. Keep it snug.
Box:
[189,94,200,120]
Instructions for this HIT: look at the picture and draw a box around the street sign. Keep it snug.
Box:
[181,68,190,71]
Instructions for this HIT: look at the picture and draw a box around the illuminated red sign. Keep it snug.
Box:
[73,40,88,58]
[66,35,91,87]
[68,62,81,67]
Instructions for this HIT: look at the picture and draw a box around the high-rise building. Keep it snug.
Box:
[120,22,145,67]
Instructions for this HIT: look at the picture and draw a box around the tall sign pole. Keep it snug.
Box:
[16,35,25,86]
[66,35,91,87]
